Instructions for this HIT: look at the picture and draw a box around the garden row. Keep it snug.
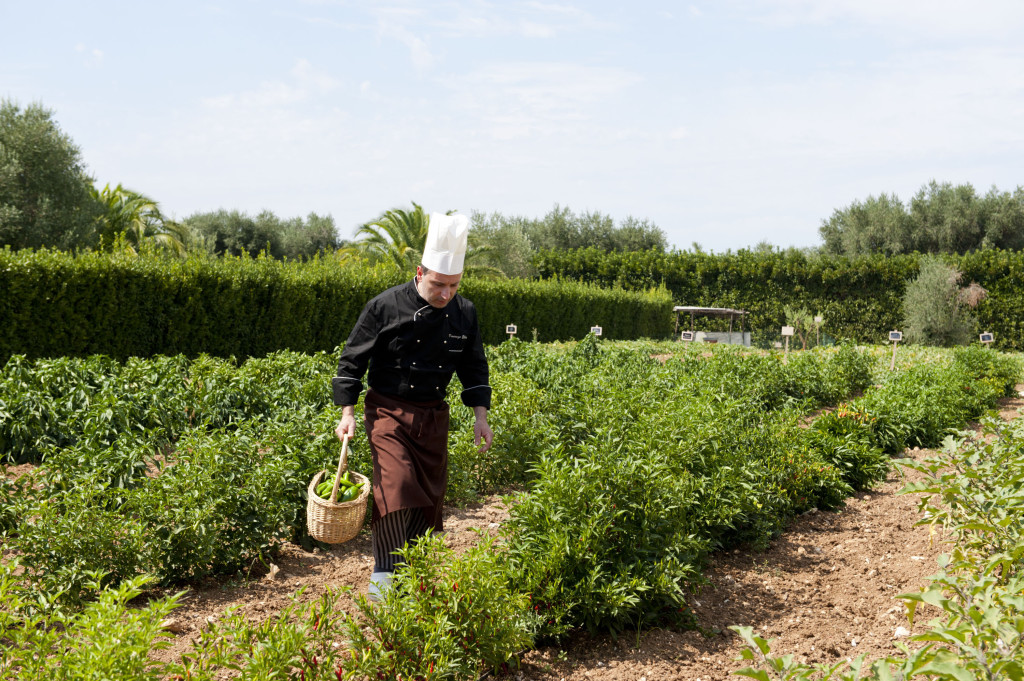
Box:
[0,248,671,363]
[535,247,1024,349]
[0,341,1019,679]
[736,412,1024,680]
[0,340,875,605]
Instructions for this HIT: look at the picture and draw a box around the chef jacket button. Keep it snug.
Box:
[417,339,421,343]
[444,340,447,344]
[411,384,415,388]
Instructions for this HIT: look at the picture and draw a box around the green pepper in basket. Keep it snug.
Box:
[316,475,363,501]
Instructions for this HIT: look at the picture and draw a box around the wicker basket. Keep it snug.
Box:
[306,435,370,544]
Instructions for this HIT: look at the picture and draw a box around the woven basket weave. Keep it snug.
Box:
[306,436,370,544]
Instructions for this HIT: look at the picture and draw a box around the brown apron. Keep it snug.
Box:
[363,389,450,531]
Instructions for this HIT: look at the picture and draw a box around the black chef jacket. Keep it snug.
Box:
[332,279,491,409]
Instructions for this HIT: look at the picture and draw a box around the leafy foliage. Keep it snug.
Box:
[820,180,1024,256]
[0,249,673,364]
[351,201,432,271]
[473,204,667,257]
[0,341,1017,676]
[0,99,100,250]
[734,415,1024,681]
[335,534,534,680]
[91,183,189,256]
[903,256,982,347]
[536,247,1024,349]
[183,208,340,259]
[0,567,180,680]
[349,202,500,277]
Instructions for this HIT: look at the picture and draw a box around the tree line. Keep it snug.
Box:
[4,98,1022,271]
[0,100,668,273]
[819,180,1024,256]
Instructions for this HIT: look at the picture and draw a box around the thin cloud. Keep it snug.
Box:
[375,16,436,72]
[523,2,592,18]
[738,0,1024,40]
[445,61,642,137]
[697,47,1024,162]
[291,58,342,93]
[372,1,614,40]
[190,58,350,160]
[519,21,557,38]
[75,43,104,68]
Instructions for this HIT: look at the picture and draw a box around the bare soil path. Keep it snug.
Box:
[135,386,1022,677]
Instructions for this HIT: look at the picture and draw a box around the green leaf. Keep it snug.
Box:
[996,660,1024,681]
[917,661,976,681]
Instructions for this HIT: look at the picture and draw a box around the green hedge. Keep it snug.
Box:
[0,248,672,363]
[534,248,1024,349]
[459,275,670,343]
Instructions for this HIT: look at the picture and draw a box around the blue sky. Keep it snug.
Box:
[2,1,1022,251]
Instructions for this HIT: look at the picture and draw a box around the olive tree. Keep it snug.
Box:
[902,256,986,347]
[820,181,1024,256]
[0,100,100,249]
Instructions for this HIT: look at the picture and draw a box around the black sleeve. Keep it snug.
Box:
[456,305,491,410]
[332,301,379,406]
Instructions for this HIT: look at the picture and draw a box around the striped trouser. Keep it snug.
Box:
[372,507,432,572]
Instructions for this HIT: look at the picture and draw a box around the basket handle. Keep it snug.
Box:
[329,433,350,503]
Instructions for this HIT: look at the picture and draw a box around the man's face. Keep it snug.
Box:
[416,266,462,308]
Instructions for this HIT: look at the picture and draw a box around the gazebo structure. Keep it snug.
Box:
[673,306,750,345]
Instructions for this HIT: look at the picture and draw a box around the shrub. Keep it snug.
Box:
[0,249,673,364]
[336,534,534,680]
[903,256,980,346]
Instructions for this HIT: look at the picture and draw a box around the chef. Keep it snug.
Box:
[332,212,493,601]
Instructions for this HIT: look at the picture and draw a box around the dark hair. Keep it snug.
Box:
[419,264,432,275]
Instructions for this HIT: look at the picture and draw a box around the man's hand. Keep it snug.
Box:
[335,405,356,441]
[473,406,493,453]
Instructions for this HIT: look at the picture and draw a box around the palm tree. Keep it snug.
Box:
[91,183,188,256]
[354,202,429,270]
[354,202,503,277]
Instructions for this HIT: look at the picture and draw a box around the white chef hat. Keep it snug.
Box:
[422,212,470,275]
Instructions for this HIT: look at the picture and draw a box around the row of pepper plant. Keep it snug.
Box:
[0,339,1018,679]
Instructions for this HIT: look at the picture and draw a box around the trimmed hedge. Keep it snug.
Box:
[459,275,670,344]
[534,248,1024,349]
[0,248,673,362]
